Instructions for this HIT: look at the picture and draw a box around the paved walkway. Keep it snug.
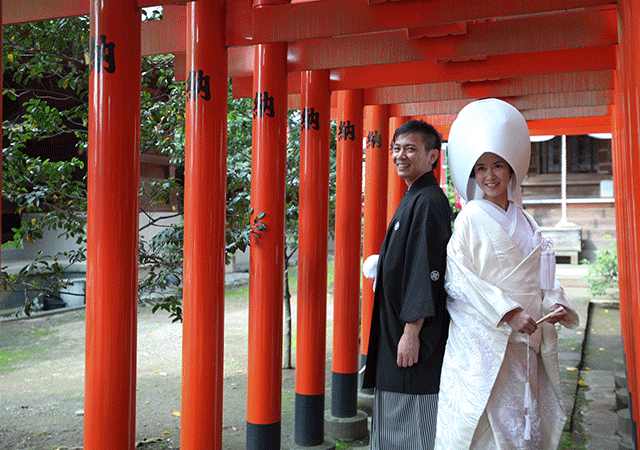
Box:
[555,264,624,449]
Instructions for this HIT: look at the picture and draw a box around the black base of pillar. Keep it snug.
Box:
[246,421,281,450]
[331,371,358,418]
[630,391,638,448]
[295,392,324,446]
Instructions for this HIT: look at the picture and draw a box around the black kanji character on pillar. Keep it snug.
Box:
[301,108,320,131]
[338,120,356,141]
[186,70,211,101]
[366,130,382,149]
[253,91,275,118]
[90,35,116,74]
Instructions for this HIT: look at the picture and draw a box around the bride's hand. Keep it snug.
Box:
[546,304,568,324]
[503,309,537,335]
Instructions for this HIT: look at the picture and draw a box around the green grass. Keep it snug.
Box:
[327,259,335,285]
[560,373,588,450]
[0,348,39,370]
[557,338,582,349]
[225,258,335,298]
[31,328,52,336]
[560,431,586,450]
[227,285,249,297]
[336,438,367,449]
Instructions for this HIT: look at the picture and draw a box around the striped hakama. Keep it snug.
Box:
[370,389,438,450]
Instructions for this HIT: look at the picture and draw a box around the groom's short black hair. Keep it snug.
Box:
[392,120,442,165]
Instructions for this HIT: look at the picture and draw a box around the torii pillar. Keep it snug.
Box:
[325,90,368,441]
[180,1,227,449]
[615,0,640,441]
[612,86,638,443]
[246,38,288,450]
[294,69,334,449]
[85,1,140,449]
[360,105,389,395]
[387,116,409,223]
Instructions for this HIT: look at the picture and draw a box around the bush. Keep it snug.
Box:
[581,235,618,297]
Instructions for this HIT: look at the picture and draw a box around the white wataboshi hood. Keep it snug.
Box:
[447,98,531,206]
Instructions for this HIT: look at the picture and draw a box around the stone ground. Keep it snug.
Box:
[557,292,624,449]
[0,274,262,450]
[554,265,624,450]
[580,302,624,450]
[0,265,625,450]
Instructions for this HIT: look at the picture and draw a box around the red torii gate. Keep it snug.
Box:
[3,1,639,449]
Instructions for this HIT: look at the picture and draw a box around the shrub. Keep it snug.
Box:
[581,235,618,297]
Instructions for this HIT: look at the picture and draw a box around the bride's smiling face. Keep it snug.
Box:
[473,152,512,210]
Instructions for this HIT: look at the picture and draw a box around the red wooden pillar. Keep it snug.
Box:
[295,69,332,447]
[617,0,640,434]
[629,4,640,436]
[326,90,368,440]
[612,85,636,421]
[360,105,389,391]
[85,1,140,449]
[246,42,288,449]
[181,2,227,449]
[438,147,447,194]
[387,116,409,224]
[331,90,364,415]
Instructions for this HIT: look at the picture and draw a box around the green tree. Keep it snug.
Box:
[1,13,338,333]
[1,14,254,319]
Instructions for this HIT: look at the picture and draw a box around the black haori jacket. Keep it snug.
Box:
[363,171,451,395]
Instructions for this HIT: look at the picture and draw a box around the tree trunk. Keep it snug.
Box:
[283,265,293,369]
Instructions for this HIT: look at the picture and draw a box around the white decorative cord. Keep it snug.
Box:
[540,237,556,290]
[524,334,532,441]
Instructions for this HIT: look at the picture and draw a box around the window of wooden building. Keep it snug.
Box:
[530,135,611,175]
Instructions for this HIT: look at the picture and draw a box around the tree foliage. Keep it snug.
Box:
[2,12,337,325]
[582,235,618,297]
[1,14,255,319]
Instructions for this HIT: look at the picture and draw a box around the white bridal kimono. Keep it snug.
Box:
[435,200,579,450]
